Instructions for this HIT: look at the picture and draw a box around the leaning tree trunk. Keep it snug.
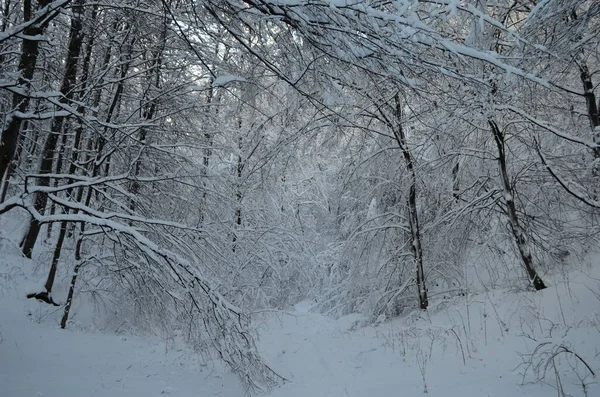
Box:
[60,128,111,326]
[61,14,125,319]
[489,119,546,291]
[26,223,66,305]
[20,0,85,258]
[60,222,85,328]
[59,176,96,326]
[392,94,428,310]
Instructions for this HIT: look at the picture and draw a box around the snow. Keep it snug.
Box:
[0,238,243,397]
[257,268,600,397]
[446,0,458,18]
[293,299,317,313]
[212,75,248,87]
[0,302,243,397]
[1,218,599,397]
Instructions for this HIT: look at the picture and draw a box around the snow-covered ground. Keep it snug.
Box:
[1,226,599,397]
[0,300,242,397]
[258,266,600,397]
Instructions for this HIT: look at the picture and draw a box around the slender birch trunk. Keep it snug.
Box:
[489,119,546,291]
[392,94,428,310]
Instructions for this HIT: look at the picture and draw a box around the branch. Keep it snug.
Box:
[534,139,600,209]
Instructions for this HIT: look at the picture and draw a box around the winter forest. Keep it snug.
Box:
[1,0,600,396]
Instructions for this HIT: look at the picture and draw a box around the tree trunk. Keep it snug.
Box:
[452,162,460,201]
[20,0,86,257]
[393,94,428,310]
[236,132,243,227]
[46,121,71,239]
[60,223,85,328]
[25,1,87,304]
[26,218,67,306]
[0,0,64,186]
[232,120,243,251]
[0,121,22,203]
[579,62,600,158]
[199,79,215,224]
[489,119,546,291]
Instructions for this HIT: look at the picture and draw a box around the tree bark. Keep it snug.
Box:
[232,119,243,251]
[579,62,600,163]
[60,222,85,328]
[489,119,546,291]
[452,162,460,201]
[0,0,65,187]
[20,0,85,257]
[393,94,428,310]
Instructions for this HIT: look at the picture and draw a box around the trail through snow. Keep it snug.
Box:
[257,267,600,397]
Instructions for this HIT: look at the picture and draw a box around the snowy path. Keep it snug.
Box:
[256,279,600,397]
[257,311,541,397]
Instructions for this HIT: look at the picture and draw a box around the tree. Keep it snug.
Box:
[0,0,70,185]
[20,0,85,262]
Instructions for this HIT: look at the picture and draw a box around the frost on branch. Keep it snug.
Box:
[0,193,283,392]
[95,227,285,392]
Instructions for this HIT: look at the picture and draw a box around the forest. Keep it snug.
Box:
[1,0,599,395]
